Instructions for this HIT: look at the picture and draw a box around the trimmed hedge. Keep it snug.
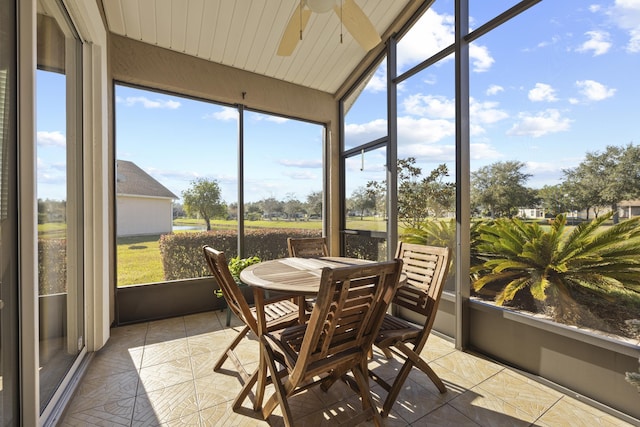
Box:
[159,229,322,281]
[344,234,387,261]
[38,239,67,295]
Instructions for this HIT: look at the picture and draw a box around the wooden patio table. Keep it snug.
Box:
[237,256,397,416]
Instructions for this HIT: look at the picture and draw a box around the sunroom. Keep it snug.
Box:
[4,0,640,425]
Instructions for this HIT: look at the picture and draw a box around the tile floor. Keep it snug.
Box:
[59,310,637,426]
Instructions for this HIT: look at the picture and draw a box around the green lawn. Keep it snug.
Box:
[116,234,164,286]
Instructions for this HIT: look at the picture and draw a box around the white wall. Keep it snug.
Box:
[117,195,173,236]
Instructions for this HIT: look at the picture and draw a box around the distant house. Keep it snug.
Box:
[618,200,640,219]
[116,160,178,236]
[517,207,545,219]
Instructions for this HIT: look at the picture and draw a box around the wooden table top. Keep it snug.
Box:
[239,256,375,295]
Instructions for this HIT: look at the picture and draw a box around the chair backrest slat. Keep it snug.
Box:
[202,246,258,333]
[287,237,329,258]
[291,260,402,381]
[393,242,451,319]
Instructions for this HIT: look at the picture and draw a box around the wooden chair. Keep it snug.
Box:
[286,236,329,315]
[286,236,329,258]
[250,259,403,427]
[202,246,301,380]
[369,243,451,417]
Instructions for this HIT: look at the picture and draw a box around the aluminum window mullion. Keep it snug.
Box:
[237,104,244,257]
[455,0,471,351]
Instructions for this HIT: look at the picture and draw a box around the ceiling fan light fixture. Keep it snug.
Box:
[305,0,335,14]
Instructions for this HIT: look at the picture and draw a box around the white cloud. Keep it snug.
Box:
[397,9,455,69]
[469,44,495,72]
[278,159,322,168]
[398,9,494,72]
[589,4,602,13]
[398,142,455,163]
[37,130,66,147]
[385,116,455,147]
[507,109,572,138]
[264,115,289,123]
[528,83,559,102]
[629,28,640,52]
[575,79,616,101]
[344,118,387,143]
[364,66,387,93]
[470,143,503,160]
[608,0,640,52]
[117,95,181,109]
[206,106,238,121]
[284,170,317,180]
[470,99,509,125]
[577,30,612,56]
[403,94,455,119]
[486,84,504,96]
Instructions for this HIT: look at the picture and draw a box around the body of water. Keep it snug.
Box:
[172,225,206,231]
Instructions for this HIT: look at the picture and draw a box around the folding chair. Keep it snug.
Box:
[242,259,403,426]
[286,236,329,258]
[202,246,301,380]
[369,243,451,417]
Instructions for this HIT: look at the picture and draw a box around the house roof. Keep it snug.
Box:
[116,160,178,199]
[100,0,425,96]
[619,200,640,207]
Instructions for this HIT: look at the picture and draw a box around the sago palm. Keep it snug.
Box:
[471,212,640,322]
[401,218,486,285]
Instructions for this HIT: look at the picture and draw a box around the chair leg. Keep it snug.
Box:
[380,346,394,359]
[352,361,383,427]
[214,325,250,371]
[396,341,446,393]
[260,343,294,426]
[381,358,413,418]
[233,366,258,411]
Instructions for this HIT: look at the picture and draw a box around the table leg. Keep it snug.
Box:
[252,288,268,412]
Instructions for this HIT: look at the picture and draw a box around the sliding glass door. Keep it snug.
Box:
[36,0,84,413]
[0,0,19,423]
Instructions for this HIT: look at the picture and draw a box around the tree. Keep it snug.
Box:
[396,158,455,229]
[181,178,227,231]
[305,191,323,217]
[562,167,601,220]
[365,180,386,219]
[471,161,535,218]
[564,144,640,223]
[537,184,572,217]
[283,194,304,220]
[349,186,376,220]
[260,197,284,220]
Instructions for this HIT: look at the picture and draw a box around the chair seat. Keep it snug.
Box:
[375,314,420,348]
[252,298,301,332]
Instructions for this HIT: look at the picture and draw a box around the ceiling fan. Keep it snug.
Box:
[277,0,382,56]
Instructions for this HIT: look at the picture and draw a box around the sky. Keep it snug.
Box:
[37,0,640,207]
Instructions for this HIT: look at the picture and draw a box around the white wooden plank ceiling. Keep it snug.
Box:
[100,0,412,94]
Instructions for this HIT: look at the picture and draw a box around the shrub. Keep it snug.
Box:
[159,228,322,281]
[38,239,67,295]
[472,212,640,323]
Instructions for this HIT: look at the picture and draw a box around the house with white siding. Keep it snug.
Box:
[116,160,178,236]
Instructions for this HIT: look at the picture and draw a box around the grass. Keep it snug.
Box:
[38,222,67,239]
[116,234,164,286]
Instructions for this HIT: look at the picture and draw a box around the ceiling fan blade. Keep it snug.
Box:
[277,4,312,56]
[334,0,381,51]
